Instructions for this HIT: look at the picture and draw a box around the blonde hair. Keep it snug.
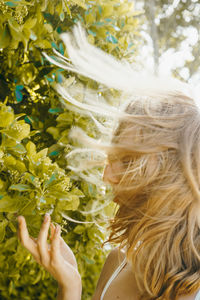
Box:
[43,23,200,299]
[105,93,200,299]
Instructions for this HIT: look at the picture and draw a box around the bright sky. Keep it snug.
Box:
[134,0,200,102]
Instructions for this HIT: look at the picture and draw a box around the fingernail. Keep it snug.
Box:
[44,213,49,223]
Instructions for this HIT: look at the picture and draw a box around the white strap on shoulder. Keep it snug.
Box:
[195,290,200,300]
[100,257,127,300]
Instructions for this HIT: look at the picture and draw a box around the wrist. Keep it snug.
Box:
[57,277,82,300]
[57,285,82,300]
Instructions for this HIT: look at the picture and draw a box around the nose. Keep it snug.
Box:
[103,164,120,184]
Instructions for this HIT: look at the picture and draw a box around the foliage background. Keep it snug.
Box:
[0,0,141,299]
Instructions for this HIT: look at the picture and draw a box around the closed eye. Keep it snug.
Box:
[121,156,131,165]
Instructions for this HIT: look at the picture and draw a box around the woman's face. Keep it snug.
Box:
[103,131,131,187]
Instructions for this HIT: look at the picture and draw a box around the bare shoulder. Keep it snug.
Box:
[103,247,126,268]
[91,247,125,300]
[92,248,198,300]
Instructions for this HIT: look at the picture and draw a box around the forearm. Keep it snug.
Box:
[57,285,82,300]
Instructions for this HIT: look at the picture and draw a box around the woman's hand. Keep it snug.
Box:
[17,214,82,300]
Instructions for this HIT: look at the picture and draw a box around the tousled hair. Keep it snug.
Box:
[43,23,200,299]
[105,93,200,299]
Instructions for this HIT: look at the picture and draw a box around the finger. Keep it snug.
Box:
[50,223,55,240]
[51,225,62,267]
[37,214,51,266]
[50,223,77,267]
[50,223,61,243]
[51,223,67,253]
[17,216,40,260]
[51,223,65,245]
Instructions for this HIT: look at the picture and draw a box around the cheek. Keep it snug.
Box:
[103,164,121,184]
[103,165,111,182]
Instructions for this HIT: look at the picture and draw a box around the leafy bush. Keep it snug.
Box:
[0,0,141,298]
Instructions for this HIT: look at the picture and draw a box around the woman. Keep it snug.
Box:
[18,24,200,299]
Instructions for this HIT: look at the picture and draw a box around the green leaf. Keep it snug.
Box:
[29,130,41,137]
[26,141,36,155]
[8,221,16,233]
[93,21,104,26]
[112,25,120,31]
[45,76,54,82]
[57,26,62,34]
[15,89,23,103]
[128,42,134,49]
[61,195,80,210]
[98,5,102,15]
[0,179,6,191]
[4,236,17,251]
[11,144,27,155]
[55,1,63,15]
[105,18,112,22]
[51,42,58,50]
[106,35,118,44]
[16,85,24,91]
[56,111,74,124]
[44,173,57,187]
[35,148,48,160]
[71,187,85,197]
[35,39,52,49]
[46,127,60,139]
[9,184,32,192]
[71,0,87,9]
[57,73,63,83]
[82,255,95,264]
[15,161,27,173]
[0,111,14,128]
[0,195,19,212]
[30,32,37,41]
[49,150,59,157]
[48,107,63,114]
[24,18,37,29]
[0,25,11,49]
[3,121,30,141]
[32,271,42,285]
[59,42,64,55]
[19,200,36,215]
[60,12,65,21]
[87,29,96,37]
[14,113,26,121]
[24,115,33,125]
[3,155,16,167]
[73,225,85,234]
[0,220,8,243]
[5,1,17,7]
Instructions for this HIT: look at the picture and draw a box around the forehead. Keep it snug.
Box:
[107,144,132,162]
[111,128,138,153]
